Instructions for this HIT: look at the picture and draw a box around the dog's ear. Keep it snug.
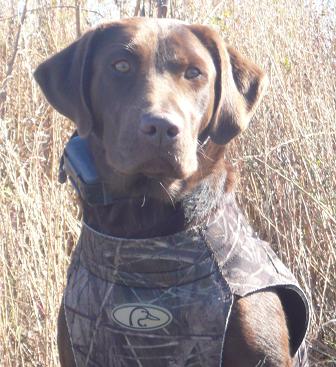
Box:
[189,25,268,144]
[34,30,96,137]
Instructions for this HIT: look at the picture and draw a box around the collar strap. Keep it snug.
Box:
[59,133,121,206]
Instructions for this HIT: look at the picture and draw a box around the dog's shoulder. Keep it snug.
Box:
[223,291,292,367]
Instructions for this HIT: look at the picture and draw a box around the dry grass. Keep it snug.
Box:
[0,0,335,366]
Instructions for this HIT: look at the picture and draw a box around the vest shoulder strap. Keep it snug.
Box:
[202,204,310,355]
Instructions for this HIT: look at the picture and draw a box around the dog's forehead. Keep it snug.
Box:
[95,18,212,64]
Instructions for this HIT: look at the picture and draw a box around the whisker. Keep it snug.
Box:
[159,181,175,208]
[141,195,146,207]
[197,140,214,161]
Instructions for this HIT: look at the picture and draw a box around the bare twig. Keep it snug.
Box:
[0,0,28,117]
[134,0,141,16]
[75,0,81,38]
[157,0,169,18]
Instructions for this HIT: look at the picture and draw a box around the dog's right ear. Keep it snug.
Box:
[189,25,268,145]
[34,30,96,137]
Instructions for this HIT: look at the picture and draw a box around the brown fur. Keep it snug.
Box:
[34,18,293,366]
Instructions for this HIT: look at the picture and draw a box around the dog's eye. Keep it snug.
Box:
[185,67,201,79]
[113,60,131,73]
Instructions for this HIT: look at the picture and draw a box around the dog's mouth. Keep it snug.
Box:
[107,154,197,180]
[142,155,191,178]
[102,134,201,181]
[126,159,193,179]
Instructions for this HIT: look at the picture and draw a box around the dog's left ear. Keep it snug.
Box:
[34,30,96,137]
[190,25,268,144]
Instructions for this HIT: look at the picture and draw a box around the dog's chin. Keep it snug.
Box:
[141,164,196,181]
[106,156,198,181]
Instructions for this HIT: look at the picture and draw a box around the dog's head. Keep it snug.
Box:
[35,18,267,197]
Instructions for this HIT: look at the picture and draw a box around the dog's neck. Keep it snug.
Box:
[82,173,233,239]
[83,198,184,238]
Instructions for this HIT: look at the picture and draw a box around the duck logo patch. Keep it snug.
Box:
[111,304,172,331]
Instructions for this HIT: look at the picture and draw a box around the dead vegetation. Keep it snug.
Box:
[0,0,335,366]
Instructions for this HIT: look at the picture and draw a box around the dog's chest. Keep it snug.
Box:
[63,205,309,367]
[64,225,232,367]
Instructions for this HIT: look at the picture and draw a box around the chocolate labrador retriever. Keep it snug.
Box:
[35,18,309,367]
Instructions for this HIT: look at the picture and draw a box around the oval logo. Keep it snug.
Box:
[111,304,172,331]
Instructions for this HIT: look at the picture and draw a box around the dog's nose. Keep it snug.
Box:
[139,114,180,146]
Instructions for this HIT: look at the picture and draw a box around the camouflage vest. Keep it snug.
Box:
[64,200,309,366]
